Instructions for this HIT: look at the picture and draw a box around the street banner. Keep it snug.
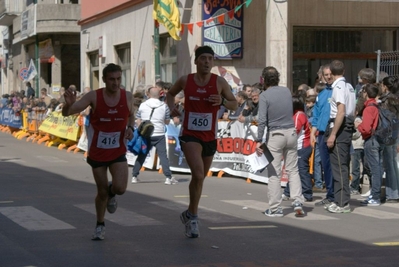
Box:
[153,0,182,40]
[0,107,22,128]
[38,111,80,141]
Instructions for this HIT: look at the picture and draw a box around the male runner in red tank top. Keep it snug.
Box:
[167,46,237,238]
[62,64,135,240]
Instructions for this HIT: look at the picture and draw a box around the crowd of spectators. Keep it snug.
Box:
[0,83,84,119]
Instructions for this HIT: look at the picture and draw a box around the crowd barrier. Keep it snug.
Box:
[0,107,84,154]
[1,106,287,184]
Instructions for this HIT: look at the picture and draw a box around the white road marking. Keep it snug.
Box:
[0,206,75,231]
[75,204,163,226]
[222,200,339,220]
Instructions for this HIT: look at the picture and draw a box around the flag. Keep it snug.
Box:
[23,59,37,82]
[153,0,182,40]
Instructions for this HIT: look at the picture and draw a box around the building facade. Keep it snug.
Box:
[0,0,80,96]
[79,0,399,93]
[1,1,398,95]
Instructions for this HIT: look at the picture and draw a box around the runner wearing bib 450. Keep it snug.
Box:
[182,73,219,142]
[167,46,238,239]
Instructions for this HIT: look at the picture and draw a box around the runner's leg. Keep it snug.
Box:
[92,166,109,222]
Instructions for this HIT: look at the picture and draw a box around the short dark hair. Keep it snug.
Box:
[236,90,248,100]
[262,66,280,87]
[330,60,345,76]
[194,45,214,61]
[252,82,263,91]
[382,76,399,94]
[243,84,252,91]
[102,63,122,78]
[163,82,172,90]
[26,82,31,87]
[364,83,379,99]
[292,95,305,112]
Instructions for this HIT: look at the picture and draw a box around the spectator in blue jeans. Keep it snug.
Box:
[310,64,334,206]
[283,95,313,202]
[131,85,177,185]
[379,76,399,202]
[350,118,364,195]
[357,84,383,206]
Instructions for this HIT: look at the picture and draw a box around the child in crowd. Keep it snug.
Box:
[357,83,383,206]
[283,95,313,202]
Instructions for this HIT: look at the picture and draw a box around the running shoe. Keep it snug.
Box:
[107,182,117,214]
[360,197,381,206]
[180,211,200,238]
[131,177,139,184]
[293,201,305,217]
[327,204,351,213]
[315,198,331,207]
[264,207,284,217]
[91,225,105,240]
[165,177,178,185]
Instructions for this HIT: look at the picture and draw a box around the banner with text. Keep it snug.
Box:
[0,107,22,128]
[38,112,80,141]
[165,120,272,184]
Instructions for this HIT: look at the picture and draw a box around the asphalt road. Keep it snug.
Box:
[1,131,399,267]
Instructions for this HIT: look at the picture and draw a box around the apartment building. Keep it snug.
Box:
[0,0,80,95]
[79,0,399,93]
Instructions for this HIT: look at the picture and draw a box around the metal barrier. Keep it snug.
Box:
[376,49,399,82]
[7,108,84,152]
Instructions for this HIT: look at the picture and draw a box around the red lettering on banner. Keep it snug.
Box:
[204,0,243,17]
[217,137,256,155]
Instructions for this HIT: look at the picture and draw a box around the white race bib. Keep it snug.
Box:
[97,131,121,149]
[187,112,212,131]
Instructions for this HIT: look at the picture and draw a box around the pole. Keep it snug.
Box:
[35,34,39,97]
[34,0,39,96]
[154,20,161,81]
[376,49,381,84]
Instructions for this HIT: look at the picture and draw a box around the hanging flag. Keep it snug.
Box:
[153,0,182,40]
[23,59,37,82]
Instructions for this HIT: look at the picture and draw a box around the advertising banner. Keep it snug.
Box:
[0,107,22,128]
[38,112,80,141]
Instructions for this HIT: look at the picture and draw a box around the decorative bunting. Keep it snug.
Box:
[187,23,194,35]
[227,9,235,19]
[178,0,252,38]
[217,14,225,25]
[180,24,185,35]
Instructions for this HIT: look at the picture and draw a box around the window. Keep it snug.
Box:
[89,52,99,90]
[160,35,177,83]
[293,28,396,53]
[116,44,131,90]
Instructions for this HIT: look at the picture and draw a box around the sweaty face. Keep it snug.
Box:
[195,53,214,74]
[103,71,122,92]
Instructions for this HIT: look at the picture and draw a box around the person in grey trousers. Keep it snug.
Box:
[255,66,305,217]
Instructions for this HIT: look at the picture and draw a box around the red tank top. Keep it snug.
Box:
[87,88,130,161]
[182,74,219,142]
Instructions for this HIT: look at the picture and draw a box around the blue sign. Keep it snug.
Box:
[0,107,22,128]
[202,0,244,59]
